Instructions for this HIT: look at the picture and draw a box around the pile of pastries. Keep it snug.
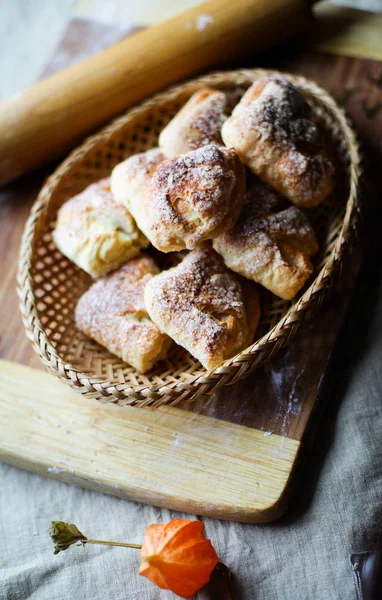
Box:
[53,76,334,373]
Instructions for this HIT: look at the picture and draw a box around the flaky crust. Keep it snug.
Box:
[213,179,319,300]
[222,76,334,208]
[159,88,228,157]
[111,144,246,252]
[144,248,260,370]
[75,255,172,372]
[111,147,166,240]
[53,178,149,277]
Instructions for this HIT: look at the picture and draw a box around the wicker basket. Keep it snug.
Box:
[18,68,361,408]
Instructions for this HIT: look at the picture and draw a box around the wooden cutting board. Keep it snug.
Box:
[0,12,381,522]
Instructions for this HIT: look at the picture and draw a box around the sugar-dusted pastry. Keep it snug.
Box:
[144,248,260,370]
[159,88,228,157]
[221,76,334,208]
[111,147,165,241]
[213,179,319,300]
[75,255,172,372]
[53,178,149,277]
[111,144,246,252]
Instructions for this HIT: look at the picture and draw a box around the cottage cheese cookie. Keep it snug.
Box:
[213,179,319,300]
[144,248,260,369]
[53,178,148,277]
[222,76,334,207]
[75,255,172,372]
[159,88,228,157]
[111,144,245,252]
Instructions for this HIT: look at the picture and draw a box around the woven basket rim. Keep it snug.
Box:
[18,68,362,407]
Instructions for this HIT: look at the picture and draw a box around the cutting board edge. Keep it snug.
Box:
[0,359,300,523]
[0,447,299,523]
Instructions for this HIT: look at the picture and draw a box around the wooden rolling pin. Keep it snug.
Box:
[0,0,313,186]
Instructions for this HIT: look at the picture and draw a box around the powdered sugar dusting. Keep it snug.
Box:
[219,180,316,251]
[159,89,228,157]
[75,256,171,371]
[214,178,318,287]
[145,248,257,369]
[185,91,227,150]
[248,78,320,148]
[53,177,149,277]
[149,144,244,249]
[223,76,334,207]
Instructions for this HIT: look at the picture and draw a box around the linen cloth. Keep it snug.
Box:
[1,1,382,599]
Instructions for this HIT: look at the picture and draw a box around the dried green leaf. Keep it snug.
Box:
[49,521,87,554]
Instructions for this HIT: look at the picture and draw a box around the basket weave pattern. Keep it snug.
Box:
[18,69,361,408]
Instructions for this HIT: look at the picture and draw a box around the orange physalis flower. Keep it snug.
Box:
[49,518,221,598]
[139,518,219,598]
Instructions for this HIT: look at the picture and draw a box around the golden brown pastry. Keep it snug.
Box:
[111,144,246,252]
[53,178,149,277]
[75,255,172,372]
[159,88,228,157]
[221,76,334,208]
[144,247,260,370]
[213,179,319,300]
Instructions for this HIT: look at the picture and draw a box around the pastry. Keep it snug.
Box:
[159,88,228,157]
[144,247,260,369]
[221,76,334,207]
[213,179,319,300]
[111,143,246,252]
[75,255,172,372]
[53,178,148,277]
[111,147,165,242]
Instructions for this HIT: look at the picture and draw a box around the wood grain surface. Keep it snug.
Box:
[0,360,299,522]
[0,15,381,521]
